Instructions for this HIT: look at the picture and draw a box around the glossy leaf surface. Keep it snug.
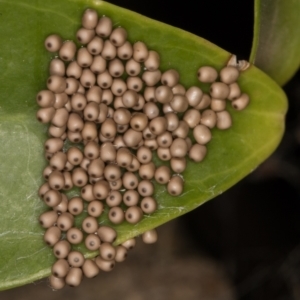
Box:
[250,0,300,86]
[0,0,287,290]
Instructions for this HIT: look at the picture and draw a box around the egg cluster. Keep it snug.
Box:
[36,8,249,289]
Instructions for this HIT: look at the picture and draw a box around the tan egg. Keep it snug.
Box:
[108,207,124,224]
[189,144,207,162]
[44,137,63,153]
[142,70,161,87]
[127,76,143,92]
[210,82,230,99]
[72,167,88,187]
[133,41,149,62]
[130,112,148,132]
[125,206,143,224]
[104,163,122,181]
[231,93,250,110]
[183,109,201,128]
[49,275,65,290]
[216,110,232,130]
[161,69,179,87]
[157,131,173,148]
[57,212,74,232]
[109,178,123,191]
[82,216,98,234]
[65,267,83,287]
[116,147,133,168]
[197,66,218,83]
[68,197,84,216]
[138,180,154,197]
[194,93,211,110]
[193,124,212,145]
[110,27,127,47]
[93,180,110,200]
[143,102,160,120]
[66,227,83,245]
[167,175,184,196]
[76,28,95,45]
[136,146,152,164]
[144,86,156,102]
[115,246,128,263]
[82,259,100,278]
[220,66,239,84]
[43,165,53,181]
[144,50,160,71]
[140,197,157,214]
[48,170,65,190]
[142,229,158,244]
[155,85,173,104]
[67,131,82,144]
[170,94,189,113]
[39,210,58,229]
[95,256,115,272]
[52,258,69,278]
[97,70,113,89]
[97,226,117,243]
[63,171,73,190]
[59,40,77,62]
[66,61,82,79]
[154,165,171,185]
[143,138,158,151]
[172,120,189,139]
[77,47,93,68]
[53,193,68,214]
[100,142,117,162]
[139,162,156,180]
[81,184,95,202]
[53,240,71,259]
[200,109,217,128]
[87,200,104,217]
[84,141,100,160]
[82,8,98,29]
[109,59,125,78]
[82,121,97,141]
[51,108,69,128]
[228,82,241,100]
[95,16,113,38]
[67,112,84,132]
[123,128,143,148]
[117,41,133,60]
[122,172,139,190]
[45,34,63,52]
[47,75,66,94]
[101,40,117,60]
[149,117,167,135]
[36,90,55,108]
[90,55,107,74]
[48,124,66,138]
[53,92,69,109]
[210,98,227,112]
[71,92,87,111]
[121,238,136,250]
[87,36,103,55]
[96,103,108,124]
[185,86,203,107]
[80,68,96,88]
[172,84,186,95]
[44,226,61,247]
[68,251,85,268]
[49,58,65,76]
[85,233,101,251]
[126,156,141,172]
[123,190,140,206]
[143,126,156,140]
[170,157,186,173]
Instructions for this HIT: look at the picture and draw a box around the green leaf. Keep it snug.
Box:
[250,0,300,86]
[0,0,287,291]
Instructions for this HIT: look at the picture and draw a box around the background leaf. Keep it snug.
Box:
[250,0,300,86]
[0,0,287,290]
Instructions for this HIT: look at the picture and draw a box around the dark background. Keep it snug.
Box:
[3,1,300,299]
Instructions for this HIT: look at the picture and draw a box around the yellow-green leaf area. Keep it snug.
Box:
[0,0,287,291]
